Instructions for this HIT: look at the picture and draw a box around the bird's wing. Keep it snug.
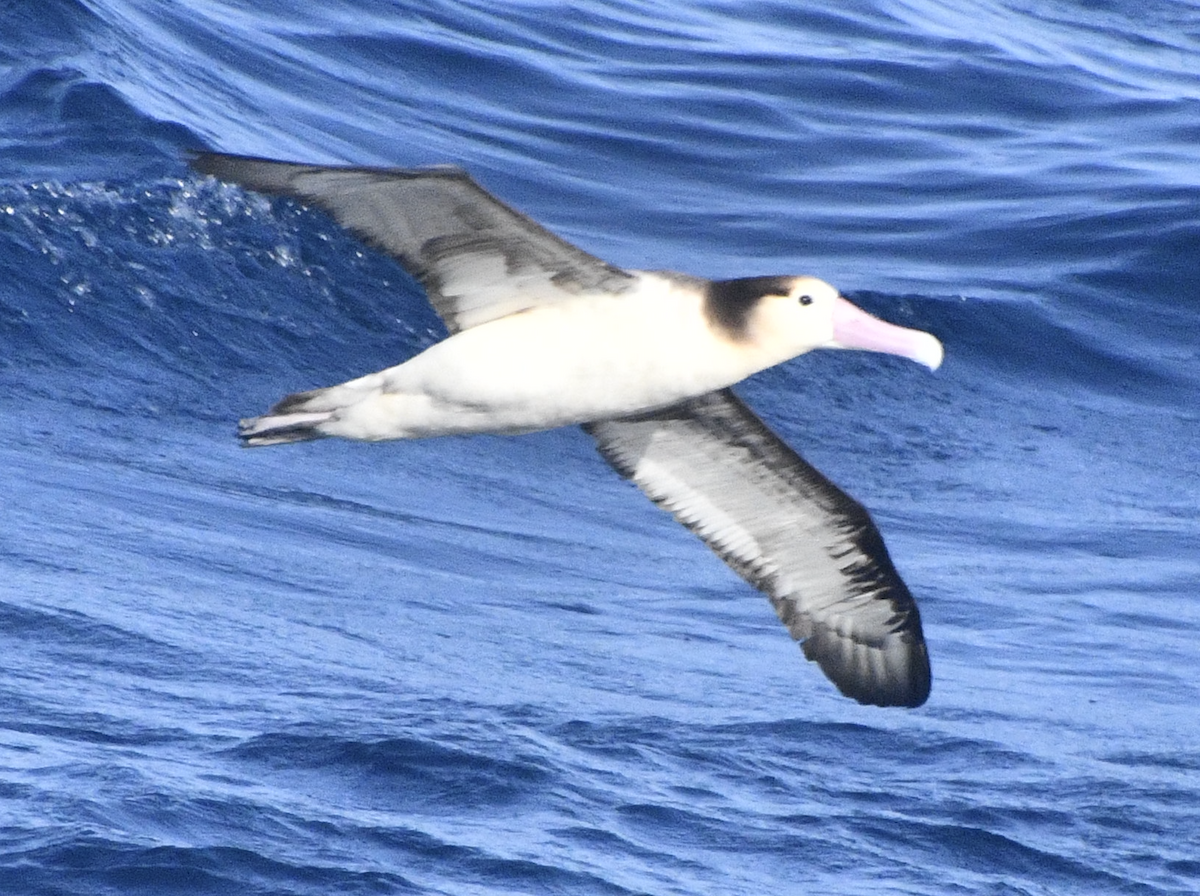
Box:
[584,389,931,708]
[190,152,636,333]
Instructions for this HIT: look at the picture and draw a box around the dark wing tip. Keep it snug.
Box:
[187,149,272,179]
[586,390,934,710]
[187,150,304,194]
[801,626,931,708]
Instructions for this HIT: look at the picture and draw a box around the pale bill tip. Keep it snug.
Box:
[915,332,944,371]
[830,296,944,371]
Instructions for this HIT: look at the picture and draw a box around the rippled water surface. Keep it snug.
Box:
[2,1,1199,893]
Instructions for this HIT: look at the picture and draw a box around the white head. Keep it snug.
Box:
[709,275,943,371]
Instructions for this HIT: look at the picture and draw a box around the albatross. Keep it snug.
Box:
[190,152,943,708]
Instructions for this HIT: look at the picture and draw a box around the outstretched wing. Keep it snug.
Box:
[190,152,635,333]
[585,389,931,708]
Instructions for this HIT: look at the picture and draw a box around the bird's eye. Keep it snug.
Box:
[798,294,814,306]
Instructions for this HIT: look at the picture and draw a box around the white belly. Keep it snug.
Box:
[330,275,764,439]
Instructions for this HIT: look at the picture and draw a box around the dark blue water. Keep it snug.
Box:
[3,1,1199,893]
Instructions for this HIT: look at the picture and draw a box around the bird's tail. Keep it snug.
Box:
[238,381,370,447]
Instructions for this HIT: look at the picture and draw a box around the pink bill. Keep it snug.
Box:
[830,297,943,370]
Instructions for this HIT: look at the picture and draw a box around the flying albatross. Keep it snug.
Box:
[190,152,943,708]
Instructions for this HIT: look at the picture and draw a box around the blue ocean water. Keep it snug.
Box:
[2,0,1199,892]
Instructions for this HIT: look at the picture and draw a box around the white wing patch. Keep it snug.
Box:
[586,389,930,708]
[434,252,604,331]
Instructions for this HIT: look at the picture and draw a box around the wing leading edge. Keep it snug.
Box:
[190,152,635,334]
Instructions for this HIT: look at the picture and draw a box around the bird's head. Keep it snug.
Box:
[711,275,943,371]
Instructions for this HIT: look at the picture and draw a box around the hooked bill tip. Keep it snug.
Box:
[914,332,944,371]
[831,297,944,372]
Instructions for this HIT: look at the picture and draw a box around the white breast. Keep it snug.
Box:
[371,273,766,436]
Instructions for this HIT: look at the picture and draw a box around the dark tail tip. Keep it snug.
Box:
[238,415,330,447]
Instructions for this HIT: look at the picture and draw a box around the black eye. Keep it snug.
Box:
[798,294,814,306]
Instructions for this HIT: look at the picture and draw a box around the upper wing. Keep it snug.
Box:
[190,152,636,333]
[585,389,931,708]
